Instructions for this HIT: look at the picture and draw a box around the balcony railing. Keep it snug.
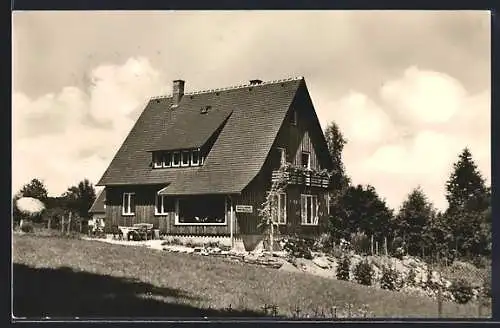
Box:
[271,170,330,188]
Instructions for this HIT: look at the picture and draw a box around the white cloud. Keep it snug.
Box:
[336,67,490,211]
[12,57,166,196]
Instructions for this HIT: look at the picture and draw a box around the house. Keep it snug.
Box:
[88,189,106,230]
[96,77,333,250]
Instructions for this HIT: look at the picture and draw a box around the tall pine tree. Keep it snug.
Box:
[445,148,489,214]
[394,187,436,257]
[445,148,490,257]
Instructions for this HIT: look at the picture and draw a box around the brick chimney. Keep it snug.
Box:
[172,80,185,107]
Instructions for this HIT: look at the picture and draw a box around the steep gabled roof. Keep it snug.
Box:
[89,189,106,213]
[97,77,308,194]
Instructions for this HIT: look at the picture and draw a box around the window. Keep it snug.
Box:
[272,192,287,224]
[181,150,190,167]
[301,152,311,169]
[191,149,200,166]
[290,109,297,125]
[153,153,162,168]
[175,196,226,225]
[122,192,135,216]
[301,194,318,225]
[172,151,181,167]
[155,194,175,215]
[163,152,172,168]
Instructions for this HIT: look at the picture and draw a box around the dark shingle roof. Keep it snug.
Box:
[148,107,233,151]
[97,77,305,194]
[89,189,106,213]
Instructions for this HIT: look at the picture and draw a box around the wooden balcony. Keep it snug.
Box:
[272,170,330,188]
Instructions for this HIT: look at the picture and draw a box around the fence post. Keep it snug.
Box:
[61,215,65,233]
[376,241,379,255]
[68,212,72,234]
[370,235,374,255]
[384,237,388,256]
[48,217,51,230]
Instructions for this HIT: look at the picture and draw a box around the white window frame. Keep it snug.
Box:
[191,149,200,166]
[181,150,191,167]
[172,151,181,167]
[272,192,287,225]
[155,194,173,216]
[162,152,172,168]
[174,197,227,226]
[153,153,162,168]
[122,192,135,216]
[302,152,311,170]
[301,194,318,226]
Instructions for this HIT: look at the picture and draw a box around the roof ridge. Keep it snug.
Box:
[149,76,304,101]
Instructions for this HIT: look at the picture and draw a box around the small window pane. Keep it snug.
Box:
[173,152,180,166]
[301,152,310,169]
[191,150,200,165]
[163,152,172,167]
[182,151,190,166]
[130,194,135,212]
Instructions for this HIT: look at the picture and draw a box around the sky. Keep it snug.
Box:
[12,10,491,211]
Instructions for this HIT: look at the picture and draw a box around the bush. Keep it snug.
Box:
[380,266,400,291]
[283,237,313,260]
[406,267,417,287]
[313,233,333,252]
[354,260,374,286]
[350,232,370,255]
[336,256,351,281]
[449,278,474,304]
[20,220,34,233]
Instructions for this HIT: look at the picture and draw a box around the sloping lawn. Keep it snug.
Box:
[12,234,489,319]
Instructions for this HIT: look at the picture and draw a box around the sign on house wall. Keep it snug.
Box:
[235,205,253,213]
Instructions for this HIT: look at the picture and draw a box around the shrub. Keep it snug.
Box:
[350,232,370,255]
[406,267,417,287]
[481,277,491,299]
[380,266,400,291]
[449,278,474,304]
[283,237,313,260]
[354,260,374,286]
[313,233,333,252]
[336,256,351,281]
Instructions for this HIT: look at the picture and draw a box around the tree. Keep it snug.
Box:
[13,178,49,223]
[329,184,393,242]
[62,179,96,220]
[444,148,490,257]
[16,178,49,201]
[394,187,436,257]
[445,148,489,214]
[324,121,350,190]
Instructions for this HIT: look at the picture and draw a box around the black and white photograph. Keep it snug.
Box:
[12,10,492,320]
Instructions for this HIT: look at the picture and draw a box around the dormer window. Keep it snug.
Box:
[181,150,190,167]
[152,148,204,169]
[162,152,172,168]
[153,153,162,168]
[172,151,181,167]
[191,149,200,166]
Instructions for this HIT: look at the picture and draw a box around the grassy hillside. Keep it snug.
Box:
[12,234,489,319]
